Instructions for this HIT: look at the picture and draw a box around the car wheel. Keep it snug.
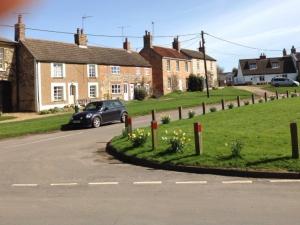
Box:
[92,117,101,128]
[120,112,128,123]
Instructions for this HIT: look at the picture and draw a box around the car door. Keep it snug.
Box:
[101,101,113,123]
[110,101,122,121]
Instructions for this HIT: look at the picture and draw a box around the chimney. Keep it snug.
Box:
[143,30,152,49]
[198,41,204,53]
[74,28,88,47]
[291,45,296,54]
[14,14,25,42]
[283,48,287,56]
[260,53,266,59]
[123,37,131,51]
[172,36,180,51]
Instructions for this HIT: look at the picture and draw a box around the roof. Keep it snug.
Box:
[152,46,188,60]
[21,39,151,67]
[294,53,300,61]
[239,56,296,76]
[181,48,216,61]
[0,36,15,44]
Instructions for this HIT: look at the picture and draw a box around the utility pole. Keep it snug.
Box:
[201,30,210,98]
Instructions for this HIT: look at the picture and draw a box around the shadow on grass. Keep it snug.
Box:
[246,156,291,167]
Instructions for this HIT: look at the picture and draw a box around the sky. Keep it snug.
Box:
[1,0,300,71]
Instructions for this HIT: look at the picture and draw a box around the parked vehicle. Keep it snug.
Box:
[70,100,128,128]
[271,77,300,87]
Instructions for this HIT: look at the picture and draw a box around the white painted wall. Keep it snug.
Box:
[190,59,218,86]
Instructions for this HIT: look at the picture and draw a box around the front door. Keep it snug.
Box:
[68,83,78,105]
[178,79,183,91]
[123,83,129,101]
[129,84,135,100]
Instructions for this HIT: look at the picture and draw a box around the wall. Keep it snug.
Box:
[191,58,218,87]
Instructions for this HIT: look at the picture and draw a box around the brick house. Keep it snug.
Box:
[140,32,192,96]
[13,15,152,112]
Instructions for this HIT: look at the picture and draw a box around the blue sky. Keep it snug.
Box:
[1,0,300,71]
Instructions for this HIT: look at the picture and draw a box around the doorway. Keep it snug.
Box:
[0,81,12,112]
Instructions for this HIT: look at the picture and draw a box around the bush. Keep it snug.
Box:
[258,99,264,103]
[244,101,250,106]
[231,139,244,158]
[128,128,150,147]
[209,107,217,112]
[162,129,190,153]
[291,93,297,98]
[161,115,171,124]
[134,86,147,101]
[270,96,276,101]
[188,74,204,92]
[39,110,50,115]
[188,110,195,119]
[228,103,234,109]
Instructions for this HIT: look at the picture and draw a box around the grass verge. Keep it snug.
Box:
[0,116,17,122]
[262,85,300,94]
[112,97,300,172]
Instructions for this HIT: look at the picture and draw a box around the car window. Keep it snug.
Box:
[85,102,102,111]
[112,101,122,108]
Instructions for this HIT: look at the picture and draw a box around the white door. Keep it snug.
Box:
[178,79,183,91]
[68,83,78,104]
[130,84,135,100]
[124,83,129,101]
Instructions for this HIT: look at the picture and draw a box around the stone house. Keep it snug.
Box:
[11,15,152,112]
[140,32,192,96]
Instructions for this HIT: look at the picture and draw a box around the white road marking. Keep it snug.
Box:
[269,179,300,183]
[133,181,162,185]
[50,183,78,186]
[222,180,253,184]
[12,183,38,187]
[88,182,119,185]
[175,181,207,184]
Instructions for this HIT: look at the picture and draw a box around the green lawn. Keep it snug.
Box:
[112,97,300,172]
[0,113,72,139]
[262,85,300,94]
[0,116,16,122]
[125,87,252,116]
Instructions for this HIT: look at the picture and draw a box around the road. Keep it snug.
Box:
[0,107,300,225]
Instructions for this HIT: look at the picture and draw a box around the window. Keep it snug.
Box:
[88,82,98,98]
[124,84,128,93]
[167,60,171,71]
[176,60,180,71]
[136,67,141,75]
[51,84,66,102]
[111,66,120,75]
[197,60,200,71]
[145,84,150,93]
[112,84,121,94]
[0,48,4,70]
[167,77,172,89]
[185,62,189,72]
[249,63,257,70]
[259,75,265,81]
[51,63,65,78]
[88,64,97,77]
[145,68,150,75]
[271,62,279,69]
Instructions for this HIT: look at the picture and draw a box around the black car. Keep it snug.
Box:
[70,100,128,128]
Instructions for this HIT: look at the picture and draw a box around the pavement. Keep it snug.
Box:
[0,103,300,225]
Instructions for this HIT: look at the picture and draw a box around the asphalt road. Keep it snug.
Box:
[0,107,300,225]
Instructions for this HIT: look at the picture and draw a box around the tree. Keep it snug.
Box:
[217,66,224,76]
[232,67,238,77]
[188,74,204,92]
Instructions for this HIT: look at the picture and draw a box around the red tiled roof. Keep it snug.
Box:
[152,46,188,60]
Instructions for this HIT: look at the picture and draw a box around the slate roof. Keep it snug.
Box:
[239,56,296,76]
[152,46,188,60]
[181,48,216,61]
[21,39,151,67]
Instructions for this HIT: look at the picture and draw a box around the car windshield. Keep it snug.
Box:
[85,102,103,111]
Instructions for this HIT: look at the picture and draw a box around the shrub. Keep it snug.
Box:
[129,128,150,147]
[231,139,244,158]
[291,93,297,98]
[244,101,250,106]
[258,99,264,103]
[161,115,171,124]
[188,110,195,119]
[134,86,147,101]
[188,74,204,92]
[39,110,50,115]
[270,96,276,101]
[162,129,190,153]
[228,103,234,109]
[209,107,217,112]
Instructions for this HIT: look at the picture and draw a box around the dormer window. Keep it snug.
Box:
[271,62,279,69]
[249,63,257,70]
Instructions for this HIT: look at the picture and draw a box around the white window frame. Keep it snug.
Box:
[87,64,98,78]
[197,60,200,71]
[51,83,66,102]
[0,47,4,71]
[144,68,150,75]
[185,62,189,72]
[249,63,257,70]
[111,66,120,75]
[271,62,279,69]
[111,84,121,94]
[51,63,66,78]
[167,77,172,89]
[166,60,171,71]
[176,60,180,72]
[136,67,141,76]
[88,82,99,98]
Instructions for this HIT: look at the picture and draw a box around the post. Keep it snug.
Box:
[127,117,133,136]
[151,109,156,121]
[276,90,279,100]
[264,92,267,102]
[251,94,255,104]
[202,102,206,115]
[221,99,225,110]
[290,123,299,159]
[295,89,297,94]
[151,120,158,150]
[194,122,203,155]
[286,90,289,98]
[201,31,210,98]
[178,106,182,120]
[237,96,240,107]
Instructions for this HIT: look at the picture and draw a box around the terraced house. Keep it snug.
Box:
[6,15,152,112]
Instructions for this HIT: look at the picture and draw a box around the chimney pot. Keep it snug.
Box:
[14,14,25,42]
[143,31,152,49]
[123,37,131,51]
